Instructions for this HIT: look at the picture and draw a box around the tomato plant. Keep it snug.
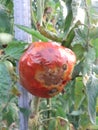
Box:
[0,0,98,130]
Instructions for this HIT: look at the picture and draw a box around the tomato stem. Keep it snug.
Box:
[34,97,41,114]
[46,98,51,127]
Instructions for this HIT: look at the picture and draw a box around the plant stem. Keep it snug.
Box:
[37,26,62,42]
[41,117,54,122]
[37,0,45,25]
[30,97,40,130]
[34,97,41,114]
[45,99,51,129]
[84,0,91,49]
[47,99,51,119]
[39,108,54,114]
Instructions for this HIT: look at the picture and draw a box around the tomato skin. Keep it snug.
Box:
[19,42,76,98]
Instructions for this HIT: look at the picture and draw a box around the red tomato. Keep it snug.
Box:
[19,42,76,98]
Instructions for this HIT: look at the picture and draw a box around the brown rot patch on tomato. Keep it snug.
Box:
[62,64,67,70]
[36,64,67,87]
[48,88,58,95]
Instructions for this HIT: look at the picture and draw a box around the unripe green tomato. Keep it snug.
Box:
[4,60,14,73]
[0,33,13,45]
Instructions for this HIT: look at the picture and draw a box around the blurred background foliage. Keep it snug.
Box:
[0,0,98,129]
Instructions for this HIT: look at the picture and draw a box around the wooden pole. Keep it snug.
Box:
[13,0,32,129]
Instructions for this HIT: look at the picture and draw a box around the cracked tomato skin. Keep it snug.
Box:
[19,42,76,98]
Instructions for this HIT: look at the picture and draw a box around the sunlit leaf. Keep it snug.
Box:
[87,0,91,5]
[47,24,56,33]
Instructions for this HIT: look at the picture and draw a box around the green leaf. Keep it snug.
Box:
[86,74,98,124]
[90,27,98,40]
[74,77,86,109]
[0,62,12,104]
[70,109,83,116]
[93,64,98,75]
[72,44,85,60]
[16,25,49,42]
[62,27,75,47]
[67,112,80,129]
[0,9,11,33]
[85,47,96,63]
[62,21,81,47]
[2,103,18,126]
[72,61,83,79]
[4,41,27,60]
[47,24,56,33]
[83,47,96,75]
[64,0,73,34]
[19,107,30,117]
[56,107,66,118]
[48,119,56,130]
[63,80,75,113]
[92,38,98,58]
[74,28,88,44]
[79,112,91,128]
[55,117,69,130]
[87,0,91,5]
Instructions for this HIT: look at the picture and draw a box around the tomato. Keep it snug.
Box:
[4,60,14,73]
[19,42,76,98]
[0,33,13,45]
